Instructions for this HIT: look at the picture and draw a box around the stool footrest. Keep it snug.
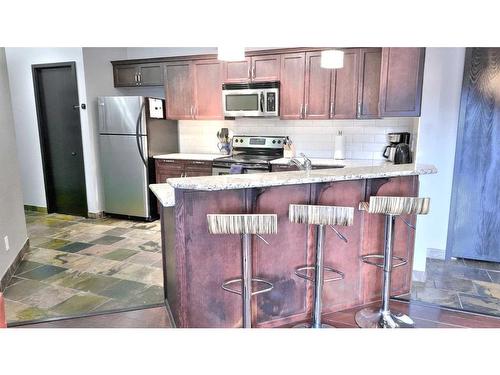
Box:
[221,278,274,296]
[360,254,408,268]
[294,265,345,283]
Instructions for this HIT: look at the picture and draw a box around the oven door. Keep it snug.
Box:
[212,163,270,175]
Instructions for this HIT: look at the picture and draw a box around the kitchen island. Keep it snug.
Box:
[150,163,437,328]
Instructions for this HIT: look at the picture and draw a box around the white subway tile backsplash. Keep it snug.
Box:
[178,117,419,160]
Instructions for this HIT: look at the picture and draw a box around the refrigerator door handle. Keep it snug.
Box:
[135,101,148,167]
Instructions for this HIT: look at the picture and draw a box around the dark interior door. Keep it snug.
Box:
[33,62,87,217]
[447,48,500,262]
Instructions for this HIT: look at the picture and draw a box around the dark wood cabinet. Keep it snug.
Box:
[304,51,331,119]
[379,48,425,117]
[113,63,163,87]
[165,60,223,120]
[251,54,281,82]
[357,48,382,119]
[192,60,223,120]
[138,63,164,86]
[165,61,194,120]
[223,55,280,83]
[223,58,251,83]
[331,49,360,119]
[280,53,306,120]
[155,158,212,183]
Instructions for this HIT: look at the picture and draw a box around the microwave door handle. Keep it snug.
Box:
[260,92,264,113]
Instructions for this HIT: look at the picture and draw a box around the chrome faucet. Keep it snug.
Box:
[288,153,312,171]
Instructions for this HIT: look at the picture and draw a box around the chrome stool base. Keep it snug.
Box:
[293,322,335,328]
[355,307,415,328]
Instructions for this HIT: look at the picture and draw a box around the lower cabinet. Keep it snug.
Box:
[155,159,213,182]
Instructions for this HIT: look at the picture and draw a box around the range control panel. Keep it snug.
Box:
[232,135,287,149]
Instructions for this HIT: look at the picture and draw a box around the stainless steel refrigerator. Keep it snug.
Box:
[98,96,178,220]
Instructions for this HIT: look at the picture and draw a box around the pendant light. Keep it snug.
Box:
[218,47,245,61]
[321,49,344,69]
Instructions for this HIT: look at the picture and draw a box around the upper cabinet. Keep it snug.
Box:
[192,59,223,120]
[113,62,164,87]
[331,49,360,119]
[165,60,223,120]
[280,53,306,120]
[165,61,194,120]
[112,47,426,120]
[223,55,280,83]
[379,48,425,117]
[283,48,379,120]
[357,48,382,119]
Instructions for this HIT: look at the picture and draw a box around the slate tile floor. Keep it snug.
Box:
[400,257,500,317]
[3,210,164,323]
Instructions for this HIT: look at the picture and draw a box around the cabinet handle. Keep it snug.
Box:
[304,103,308,118]
[134,73,138,85]
[299,104,303,119]
[184,172,188,177]
[191,160,205,165]
[330,102,334,118]
[248,66,251,80]
[138,72,142,85]
[357,102,362,118]
[190,105,194,119]
[252,66,255,79]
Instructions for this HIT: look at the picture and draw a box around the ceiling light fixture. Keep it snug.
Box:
[217,47,245,62]
[321,49,344,69]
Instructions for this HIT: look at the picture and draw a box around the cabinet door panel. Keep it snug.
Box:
[379,48,425,117]
[280,53,306,120]
[139,63,164,86]
[357,48,382,119]
[331,49,359,119]
[252,55,281,82]
[165,62,193,120]
[223,58,251,83]
[304,52,331,119]
[193,60,223,120]
[113,65,138,87]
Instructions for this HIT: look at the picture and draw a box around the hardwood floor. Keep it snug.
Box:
[12,299,500,328]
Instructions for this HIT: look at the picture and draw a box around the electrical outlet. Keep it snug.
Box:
[4,236,9,251]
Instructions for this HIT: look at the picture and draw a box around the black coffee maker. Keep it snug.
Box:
[383,132,412,164]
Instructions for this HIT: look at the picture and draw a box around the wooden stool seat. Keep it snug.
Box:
[207,214,277,235]
[359,196,430,216]
[289,204,354,226]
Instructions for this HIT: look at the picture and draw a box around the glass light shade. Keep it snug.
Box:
[218,47,245,61]
[320,50,344,69]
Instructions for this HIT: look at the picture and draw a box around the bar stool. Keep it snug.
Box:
[355,196,430,328]
[289,204,354,328]
[207,213,277,328]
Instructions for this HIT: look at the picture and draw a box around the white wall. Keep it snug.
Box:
[413,47,465,273]
[4,48,101,214]
[0,48,28,280]
[178,117,418,160]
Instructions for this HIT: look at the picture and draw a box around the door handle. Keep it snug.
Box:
[71,152,77,156]
[72,105,80,110]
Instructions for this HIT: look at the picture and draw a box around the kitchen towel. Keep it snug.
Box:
[334,132,345,160]
[229,165,245,174]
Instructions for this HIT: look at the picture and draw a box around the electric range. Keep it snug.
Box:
[212,135,286,175]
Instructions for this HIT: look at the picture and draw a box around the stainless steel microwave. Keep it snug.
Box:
[222,82,279,117]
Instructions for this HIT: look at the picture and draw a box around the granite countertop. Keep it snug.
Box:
[169,163,437,191]
[150,163,437,207]
[153,153,224,161]
[270,157,387,168]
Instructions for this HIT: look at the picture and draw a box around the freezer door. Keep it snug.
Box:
[99,134,149,218]
[98,96,147,135]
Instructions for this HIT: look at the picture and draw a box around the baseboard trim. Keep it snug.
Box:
[24,205,47,213]
[0,238,29,292]
[88,211,105,219]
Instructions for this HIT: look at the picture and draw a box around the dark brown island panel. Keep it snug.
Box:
[159,175,419,328]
